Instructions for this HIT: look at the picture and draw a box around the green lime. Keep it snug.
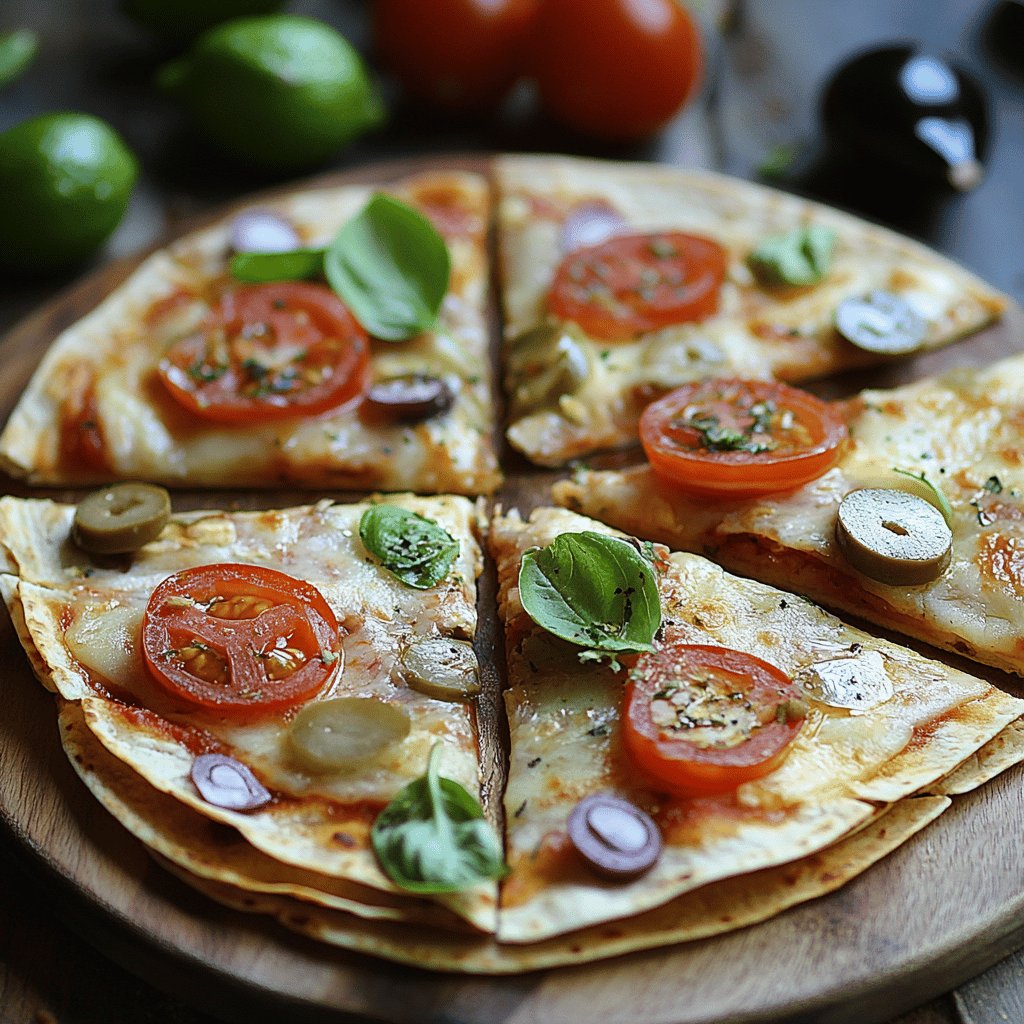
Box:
[121,0,285,44]
[159,15,385,170]
[0,29,39,90]
[0,112,138,272]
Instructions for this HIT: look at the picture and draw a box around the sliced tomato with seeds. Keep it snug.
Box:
[549,231,727,341]
[142,563,343,719]
[624,642,806,796]
[157,282,370,424]
[640,378,848,499]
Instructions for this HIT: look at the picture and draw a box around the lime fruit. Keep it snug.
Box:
[0,112,139,272]
[160,15,385,170]
[121,0,284,44]
[0,29,39,90]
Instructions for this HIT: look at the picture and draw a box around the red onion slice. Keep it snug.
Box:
[364,374,455,422]
[229,209,301,254]
[559,203,627,253]
[567,793,662,880]
[191,752,272,811]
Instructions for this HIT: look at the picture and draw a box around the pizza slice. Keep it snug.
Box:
[488,506,1024,943]
[555,354,1024,677]
[0,493,502,931]
[497,155,1005,466]
[0,170,501,495]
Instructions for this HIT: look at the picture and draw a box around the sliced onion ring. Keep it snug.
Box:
[229,209,301,254]
[559,202,627,253]
[191,752,272,811]
[567,793,662,880]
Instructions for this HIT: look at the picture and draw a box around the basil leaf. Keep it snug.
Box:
[359,504,459,589]
[372,744,507,894]
[748,226,837,287]
[324,193,450,341]
[893,467,954,525]
[0,30,38,90]
[230,248,325,283]
[519,531,661,655]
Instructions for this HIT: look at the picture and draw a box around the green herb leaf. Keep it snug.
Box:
[359,504,459,589]
[983,475,1003,495]
[893,467,954,525]
[748,226,837,287]
[371,744,507,894]
[518,531,661,656]
[757,142,799,181]
[324,194,450,341]
[230,248,325,283]
[686,413,772,454]
[0,30,38,90]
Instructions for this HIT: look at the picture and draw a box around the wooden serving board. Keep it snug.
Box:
[3,155,1024,1024]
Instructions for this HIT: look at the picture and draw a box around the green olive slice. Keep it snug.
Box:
[506,323,591,417]
[288,697,411,773]
[396,636,480,702]
[835,488,952,585]
[72,483,172,555]
[834,291,926,355]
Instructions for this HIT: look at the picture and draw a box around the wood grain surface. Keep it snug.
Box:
[2,155,1024,1024]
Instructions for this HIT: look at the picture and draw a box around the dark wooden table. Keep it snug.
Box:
[2,1,1023,1022]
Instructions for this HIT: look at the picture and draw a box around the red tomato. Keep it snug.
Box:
[640,379,848,499]
[549,231,727,340]
[373,0,539,110]
[157,282,370,424]
[624,642,805,795]
[530,0,703,140]
[142,563,343,719]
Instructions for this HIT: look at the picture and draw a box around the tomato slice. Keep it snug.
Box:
[157,282,370,423]
[639,378,848,499]
[623,642,806,796]
[142,563,343,719]
[549,231,727,341]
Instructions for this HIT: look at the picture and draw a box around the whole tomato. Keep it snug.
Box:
[373,0,539,111]
[530,0,703,140]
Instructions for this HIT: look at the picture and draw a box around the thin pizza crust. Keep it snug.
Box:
[155,796,950,973]
[497,155,1006,465]
[554,352,1024,677]
[488,506,1024,942]
[0,171,501,494]
[60,691,953,972]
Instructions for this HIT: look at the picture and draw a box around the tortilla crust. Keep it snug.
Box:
[0,172,501,495]
[498,155,1006,466]
[155,795,949,973]
[58,698,475,931]
[488,507,1024,941]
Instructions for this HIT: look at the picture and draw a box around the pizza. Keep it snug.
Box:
[554,354,1024,677]
[1,155,1022,978]
[3,490,1022,969]
[497,155,1006,466]
[0,171,501,495]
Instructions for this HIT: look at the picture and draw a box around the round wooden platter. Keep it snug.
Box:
[3,155,1024,1024]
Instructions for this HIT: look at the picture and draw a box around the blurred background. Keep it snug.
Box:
[1,0,1023,322]
[1,1,1023,1021]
